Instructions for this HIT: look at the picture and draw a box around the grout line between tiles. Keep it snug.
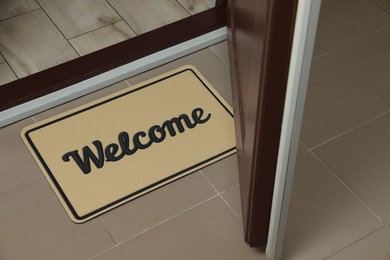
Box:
[307,111,390,151]
[322,225,385,260]
[88,244,129,260]
[98,218,117,245]
[319,24,390,55]
[67,20,127,41]
[209,46,230,68]
[87,245,116,260]
[117,245,128,260]
[312,50,331,60]
[223,93,232,100]
[208,44,231,70]
[37,0,125,40]
[3,59,20,80]
[329,56,390,108]
[176,0,192,16]
[67,17,134,49]
[205,46,233,97]
[34,2,80,57]
[370,0,390,16]
[116,194,219,246]
[8,64,18,79]
[0,6,41,23]
[319,0,353,14]
[104,0,139,36]
[199,170,242,221]
[94,218,129,258]
[0,175,44,197]
[309,150,384,223]
[349,24,390,44]
[228,183,240,190]
[315,44,326,53]
[299,140,310,153]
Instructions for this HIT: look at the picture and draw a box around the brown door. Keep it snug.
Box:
[1,0,299,248]
[227,0,299,247]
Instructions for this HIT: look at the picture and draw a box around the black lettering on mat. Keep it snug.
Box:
[62,107,211,174]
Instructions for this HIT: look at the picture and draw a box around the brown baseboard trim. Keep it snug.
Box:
[0,8,226,112]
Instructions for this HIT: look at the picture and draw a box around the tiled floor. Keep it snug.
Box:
[283,0,390,259]
[1,0,390,259]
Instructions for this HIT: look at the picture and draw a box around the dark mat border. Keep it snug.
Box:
[0,8,226,112]
[24,68,236,222]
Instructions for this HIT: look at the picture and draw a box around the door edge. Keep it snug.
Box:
[266,0,322,259]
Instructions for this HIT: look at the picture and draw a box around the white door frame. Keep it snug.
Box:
[266,0,322,259]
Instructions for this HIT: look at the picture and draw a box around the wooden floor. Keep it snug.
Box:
[0,0,215,85]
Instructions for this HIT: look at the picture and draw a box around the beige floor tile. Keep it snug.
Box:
[127,49,232,97]
[177,0,215,15]
[201,155,239,193]
[0,10,78,78]
[0,119,42,195]
[298,140,308,154]
[119,197,266,260]
[282,152,383,260]
[327,227,390,260]
[300,56,388,148]
[0,62,17,85]
[331,27,390,105]
[0,179,114,260]
[224,95,233,107]
[320,0,352,13]
[34,81,129,121]
[372,0,390,14]
[312,45,325,58]
[0,53,4,63]
[69,21,136,56]
[37,0,121,39]
[209,40,230,67]
[314,113,390,224]
[91,247,126,260]
[0,0,39,20]
[316,0,390,51]
[221,185,242,221]
[108,0,189,35]
[99,172,216,243]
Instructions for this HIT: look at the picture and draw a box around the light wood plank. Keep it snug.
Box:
[0,63,17,86]
[108,0,189,35]
[0,0,39,20]
[177,0,215,15]
[37,0,121,39]
[0,10,78,78]
[69,21,136,56]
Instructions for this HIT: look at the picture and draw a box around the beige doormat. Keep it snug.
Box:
[21,66,236,223]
